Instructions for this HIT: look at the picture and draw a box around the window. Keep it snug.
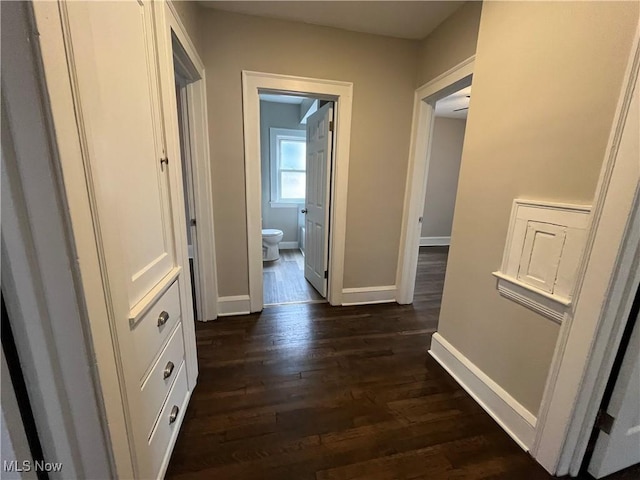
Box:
[269,128,306,205]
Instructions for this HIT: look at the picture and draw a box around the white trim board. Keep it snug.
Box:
[341,286,397,306]
[532,26,640,476]
[217,295,252,317]
[396,56,474,305]
[420,236,451,247]
[279,242,300,250]
[242,71,354,312]
[429,333,537,451]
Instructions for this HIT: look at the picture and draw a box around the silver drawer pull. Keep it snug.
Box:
[163,361,175,379]
[157,311,169,327]
[169,405,179,424]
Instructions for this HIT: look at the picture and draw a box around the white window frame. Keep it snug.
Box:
[269,127,306,206]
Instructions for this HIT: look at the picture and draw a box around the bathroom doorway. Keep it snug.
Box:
[259,93,334,305]
[242,71,353,312]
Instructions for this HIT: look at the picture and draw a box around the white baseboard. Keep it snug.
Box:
[429,332,537,451]
[341,285,396,306]
[420,236,451,247]
[279,242,299,249]
[217,295,251,317]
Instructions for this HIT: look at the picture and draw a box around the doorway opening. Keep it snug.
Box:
[396,57,474,306]
[259,93,334,306]
[241,71,354,313]
[413,84,470,311]
[170,31,218,322]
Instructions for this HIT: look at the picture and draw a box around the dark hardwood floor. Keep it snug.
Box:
[263,249,324,305]
[166,247,633,479]
[413,246,449,312]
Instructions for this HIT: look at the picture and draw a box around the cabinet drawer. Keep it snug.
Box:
[140,322,185,437]
[145,362,188,480]
[131,280,181,380]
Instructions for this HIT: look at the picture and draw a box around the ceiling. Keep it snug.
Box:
[435,85,471,120]
[199,1,465,40]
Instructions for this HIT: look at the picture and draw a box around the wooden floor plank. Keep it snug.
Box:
[263,249,324,305]
[166,247,636,479]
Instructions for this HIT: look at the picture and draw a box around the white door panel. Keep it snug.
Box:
[71,1,176,309]
[588,309,640,478]
[304,103,333,296]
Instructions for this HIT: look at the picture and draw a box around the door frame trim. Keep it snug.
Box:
[531,26,640,476]
[242,71,353,311]
[163,1,219,322]
[2,2,115,476]
[395,56,474,304]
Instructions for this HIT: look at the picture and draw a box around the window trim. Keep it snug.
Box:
[269,127,306,205]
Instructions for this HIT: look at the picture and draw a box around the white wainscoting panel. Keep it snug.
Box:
[429,333,537,451]
[341,286,396,306]
[217,295,251,317]
[420,236,451,247]
[493,200,590,322]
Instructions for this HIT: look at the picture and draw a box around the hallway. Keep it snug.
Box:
[167,248,551,479]
[166,248,640,478]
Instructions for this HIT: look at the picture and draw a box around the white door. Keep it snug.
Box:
[71,0,177,309]
[304,103,333,296]
[176,80,202,318]
[588,310,640,478]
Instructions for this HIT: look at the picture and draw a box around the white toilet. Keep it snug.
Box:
[262,229,284,261]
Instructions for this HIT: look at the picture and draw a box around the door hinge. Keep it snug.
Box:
[329,120,334,132]
[595,410,615,435]
[324,270,328,279]
[418,216,423,223]
[160,157,169,167]
[190,218,197,227]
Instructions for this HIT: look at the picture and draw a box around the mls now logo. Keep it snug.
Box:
[3,460,63,473]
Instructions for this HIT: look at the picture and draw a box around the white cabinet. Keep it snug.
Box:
[33,1,198,477]
[74,0,177,308]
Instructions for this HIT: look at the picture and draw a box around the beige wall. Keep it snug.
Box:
[416,1,482,87]
[421,117,466,238]
[170,0,203,59]
[438,1,639,414]
[201,9,418,296]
